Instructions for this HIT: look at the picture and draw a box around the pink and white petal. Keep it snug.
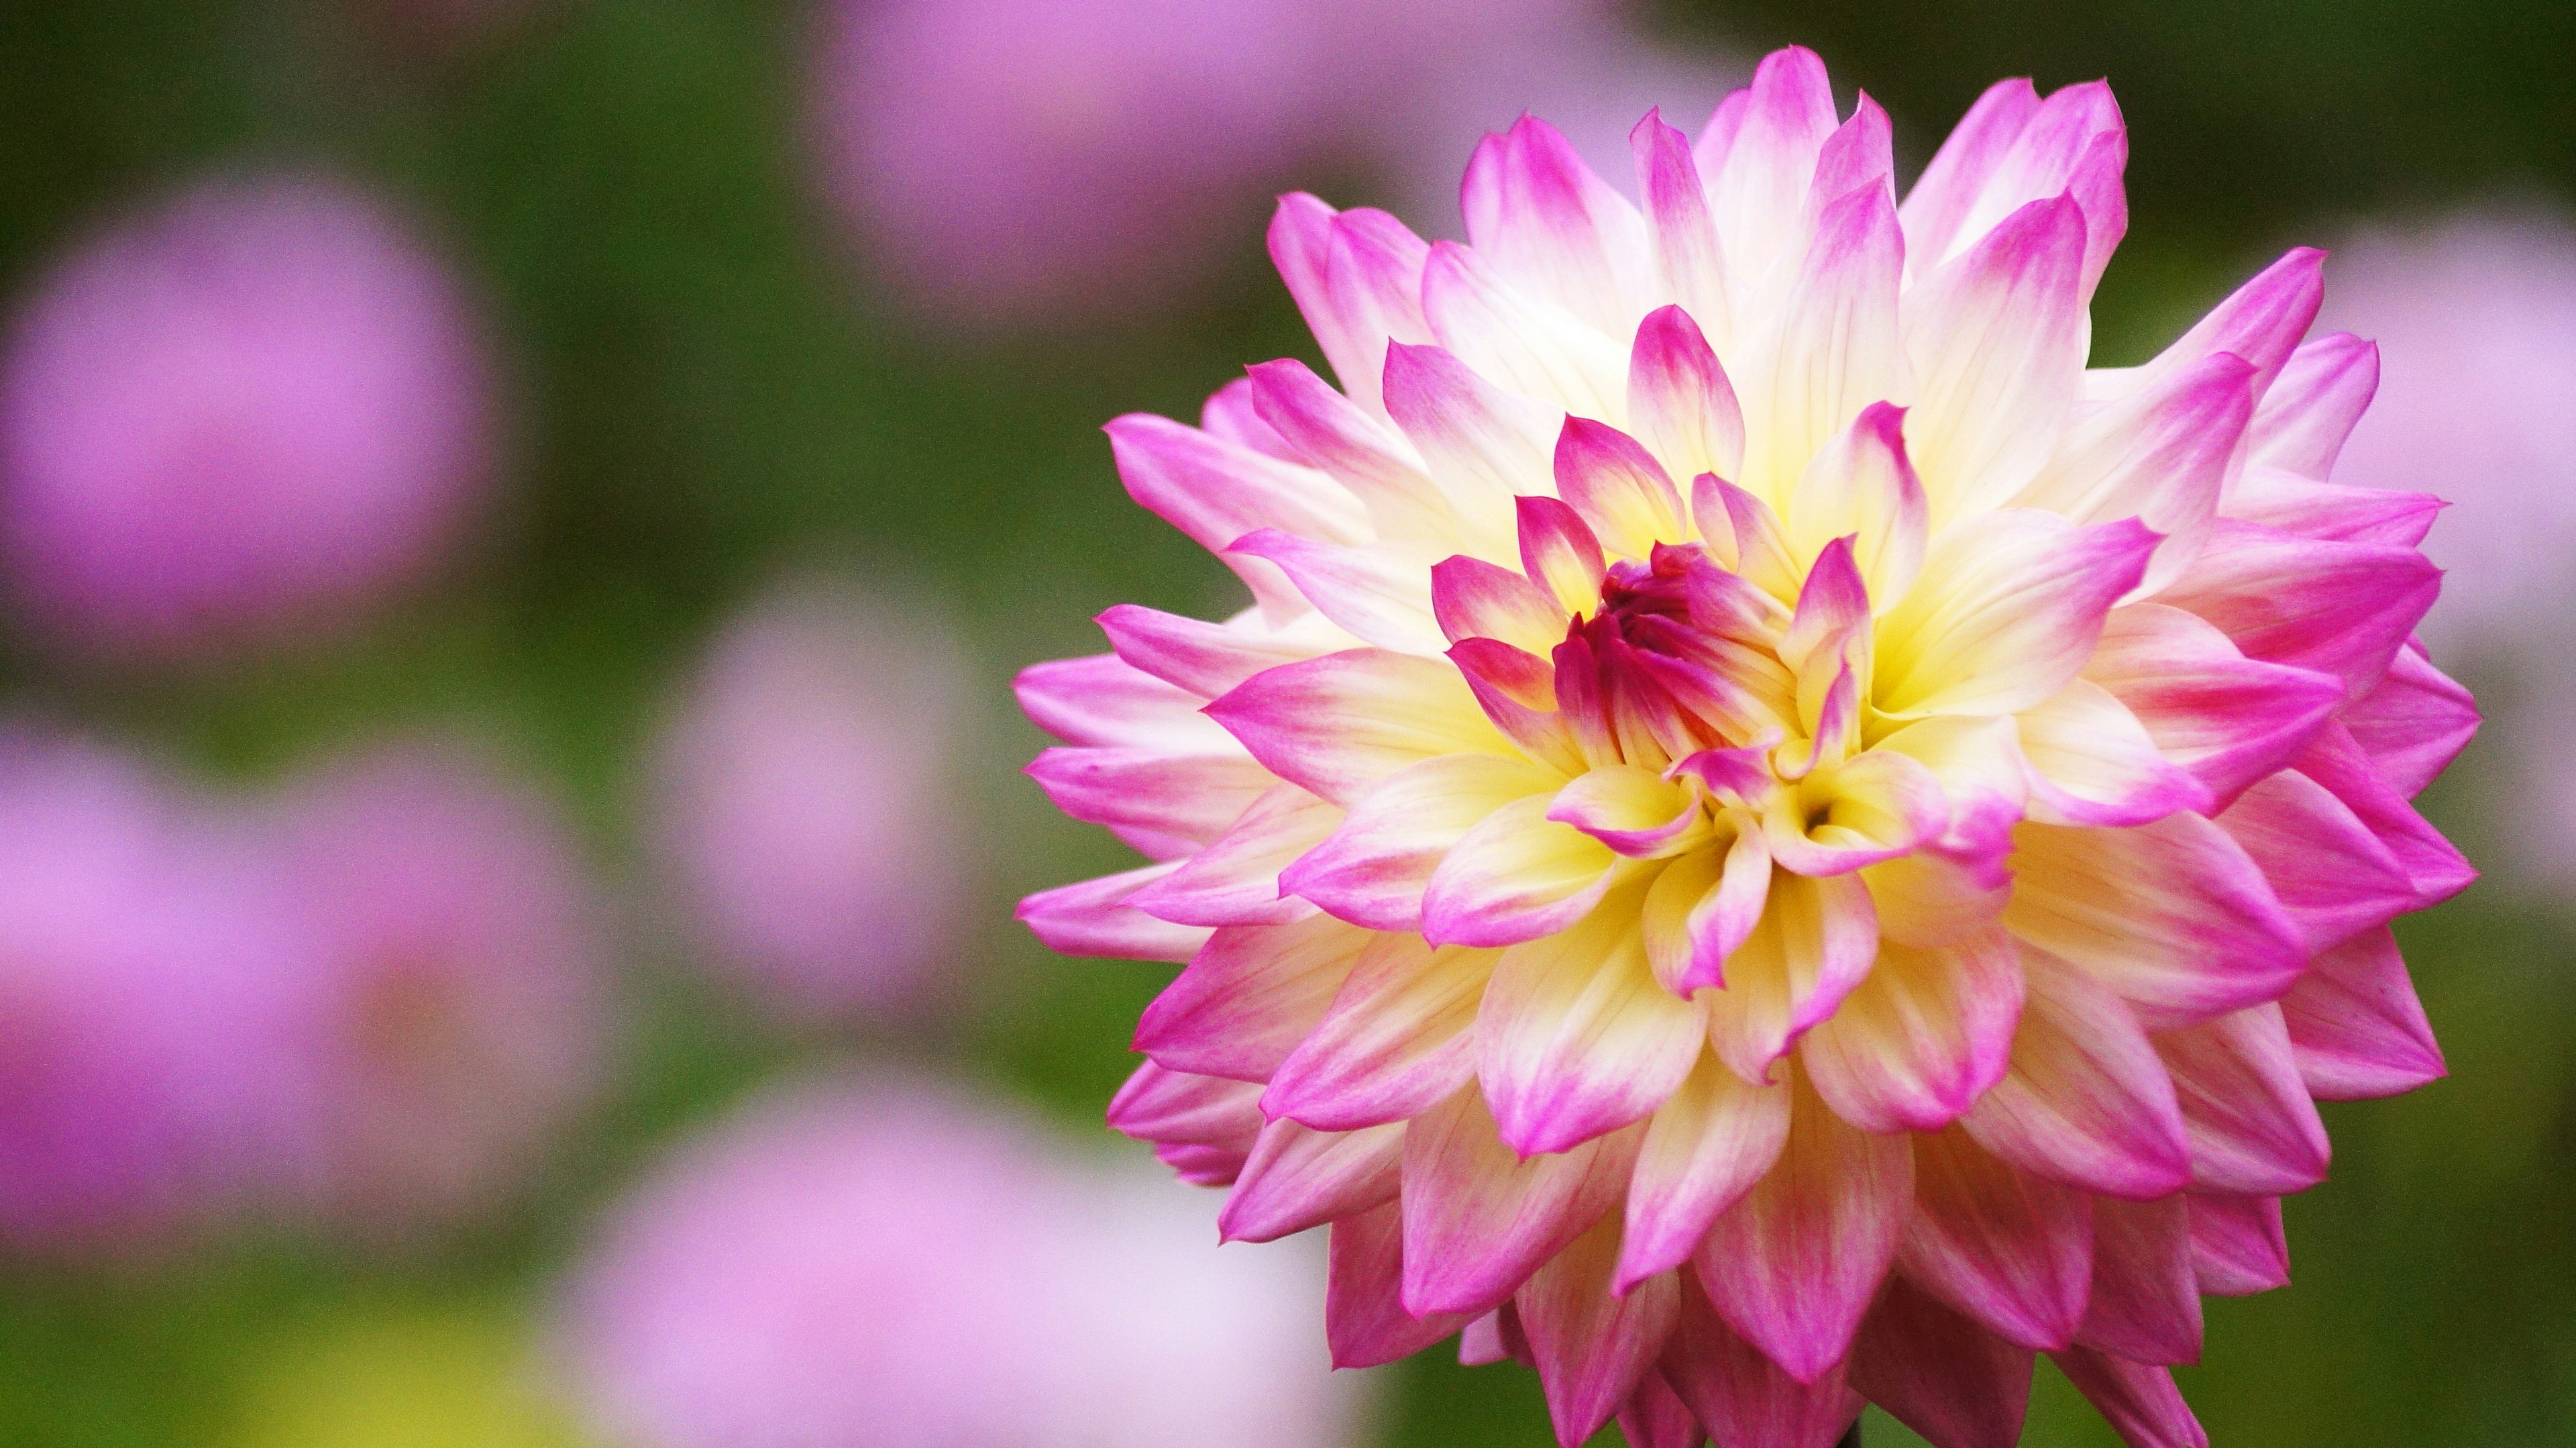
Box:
[1875,511,2158,719]
[1960,946,2192,1201]
[1421,794,1619,948]
[1627,305,1745,486]
[1017,862,1209,963]
[1226,530,1446,656]
[2049,1347,2209,1448]
[1770,748,1950,877]
[2004,815,2306,1030]
[1265,933,1497,1131]
[1422,240,1628,420]
[1906,79,2125,292]
[1462,114,1652,338]
[1432,554,1569,654]
[1246,357,1456,541]
[1284,752,1559,931]
[1132,912,1372,1083]
[2018,350,2255,597]
[2154,1004,2331,1196]
[1095,602,1350,699]
[1201,374,1299,460]
[1619,1053,1791,1292]
[1206,648,1512,808]
[2187,1193,2288,1296]
[2339,643,2478,799]
[1269,196,1434,418]
[1848,1275,2037,1448]
[1785,401,1928,601]
[1870,714,2028,872]
[2014,678,2215,828]
[1479,894,1709,1155]
[1108,1059,1263,1157]
[1218,1117,1405,1242]
[1025,745,1276,849]
[2220,467,2442,549]
[1899,1127,2095,1350]
[1556,417,1689,560]
[1517,1212,1684,1447]
[1897,76,2041,268]
[1382,342,1559,554]
[1800,95,1896,240]
[1735,182,1910,507]
[1518,494,1611,617]
[1862,850,2012,951]
[2126,246,2324,402]
[1901,195,2090,523]
[1642,827,1773,994]
[2214,768,2418,952]
[2247,332,2377,481]
[1801,928,2023,1135]
[1695,46,1841,300]
[2080,603,2345,809]
[2291,724,2476,907]
[1017,652,1237,750]
[2278,926,2445,1101]
[1328,1200,1475,1367]
[1400,1085,1638,1316]
[1632,115,1732,346]
[1130,784,1340,927]
[1108,411,1371,620]
[2153,519,2441,696]
[1662,1275,1866,1448]
[1617,1368,1711,1448]
[1707,872,1880,1086]
[2077,1194,2203,1366]
[1550,764,1706,858]
[1695,475,1807,603]
[1155,1139,1253,1188]
[1694,1074,1913,1382]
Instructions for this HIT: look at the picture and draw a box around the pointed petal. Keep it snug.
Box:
[2131,246,2323,402]
[1132,912,1371,1082]
[2213,768,2416,952]
[1556,417,1689,560]
[1900,1127,2094,1349]
[1619,1053,1791,1292]
[2081,603,2345,809]
[1126,788,1335,930]
[1247,357,1456,541]
[1263,931,1497,1131]
[1018,862,1209,963]
[1097,602,1347,699]
[2013,678,2215,828]
[1695,1074,1913,1382]
[2154,1004,2331,1195]
[1617,1368,1711,1448]
[1108,411,1371,619]
[1422,238,1627,419]
[2019,350,2255,597]
[1025,745,1275,849]
[1479,892,1708,1155]
[1849,1275,2036,1448]
[2279,925,2446,1101]
[1961,946,2192,1200]
[2338,644,2477,799]
[2078,1193,2202,1366]
[2154,519,2441,696]
[1107,1062,1265,1188]
[2049,1347,2208,1448]
[1269,194,1431,418]
[1801,927,2023,1134]
[1017,652,1236,750]
[2219,467,2442,550]
[1462,115,1652,336]
[1282,752,1560,931]
[1226,531,1446,655]
[1631,112,1733,348]
[1898,77,2041,274]
[1738,180,1910,507]
[1328,1200,1474,1367]
[1695,46,1840,297]
[1205,648,1511,808]
[1382,341,1557,552]
[1400,1086,1638,1316]
[2247,333,2377,481]
[1786,401,1928,600]
[1420,794,1618,948]
[1874,511,2158,718]
[1433,554,1569,654]
[1663,1272,1866,1448]
[1627,303,1746,486]
[1218,1117,1405,1242]
[2187,1193,2288,1296]
[1519,1212,1683,1447]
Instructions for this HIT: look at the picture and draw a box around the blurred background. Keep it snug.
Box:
[0,1,2569,1444]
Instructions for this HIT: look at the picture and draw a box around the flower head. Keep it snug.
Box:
[0,173,493,659]
[549,1070,1363,1448]
[1020,46,2479,1448]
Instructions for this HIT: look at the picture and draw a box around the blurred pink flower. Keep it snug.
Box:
[268,741,613,1234]
[647,580,970,1023]
[0,173,494,660]
[0,735,323,1255]
[551,1070,1365,1448]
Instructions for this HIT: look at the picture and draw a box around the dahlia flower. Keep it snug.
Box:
[550,1071,1364,1448]
[1018,46,2479,1448]
[0,173,492,659]
[266,741,611,1235]
[647,578,970,1023]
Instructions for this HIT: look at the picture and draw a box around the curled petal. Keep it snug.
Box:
[1641,826,1773,994]
[1627,303,1745,484]
[1432,554,1568,654]
[1283,751,1561,931]
[1519,495,1610,617]
[1800,927,2023,1135]
[1264,932,1496,1132]
[1707,872,1879,1086]
[1768,747,1949,877]
[1556,417,1688,560]
[1479,891,1709,1155]
[1619,1053,1790,1292]
[1960,946,2191,1200]
[1206,648,1511,808]
[1550,764,1708,857]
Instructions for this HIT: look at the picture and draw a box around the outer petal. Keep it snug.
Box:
[2080,603,2345,808]
[2077,1194,2202,1366]
[1694,1075,1913,1382]
[2220,467,2443,550]
[1016,652,1237,750]
[1422,239,1627,420]
[1108,412,1370,620]
[2012,678,2214,828]
[1517,1212,1682,1447]
[1108,1061,1265,1186]
[2187,1193,2288,1296]
[2338,644,2477,798]
[1263,932,1497,1131]
[1025,745,1275,850]
[2247,332,2377,481]
[1132,912,1371,1082]
[1218,1117,1405,1242]
[1269,196,1434,417]
[1902,79,2125,294]
[2004,815,2306,1030]
[2153,519,2441,696]
[1663,1274,1865,1448]
[1695,46,1839,302]
[2127,246,2322,402]
[1736,182,1909,506]
[2277,925,2446,1101]
[1226,531,1446,655]
[1130,784,1340,926]
[1478,892,1708,1155]
[1901,195,2090,524]
[2153,1004,2331,1196]
[1461,115,1652,338]
[2050,1347,2208,1448]
[1206,649,1513,808]
[1096,601,1348,699]
[1283,752,1562,931]
[1399,1086,1638,1316]
[1705,871,1880,1086]
[1799,928,2023,1134]
[1618,1053,1791,1292]
[2017,351,2255,597]
[1327,1200,1474,1367]
[1874,511,2157,719]
[1018,862,1209,963]
[1246,356,1456,541]
[1631,114,1731,345]
[1382,341,1557,554]
[2213,768,2416,951]
[1899,1127,2094,1350]
[1960,946,2192,1200]
[1617,1369,1710,1448]
[1420,794,1618,948]
[1849,1275,2036,1448]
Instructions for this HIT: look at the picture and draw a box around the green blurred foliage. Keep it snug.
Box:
[0,1,2569,1445]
